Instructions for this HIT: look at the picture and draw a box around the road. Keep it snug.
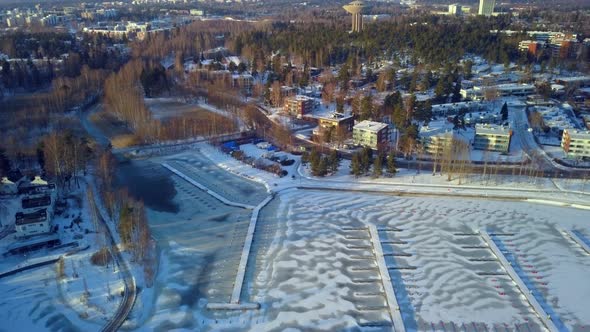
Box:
[79,103,110,148]
[77,104,137,332]
[0,224,15,240]
[89,182,137,332]
[512,106,556,171]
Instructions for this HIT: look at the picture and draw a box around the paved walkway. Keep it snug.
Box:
[368,225,406,332]
[562,229,590,255]
[481,232,561,332]
[230,195,274,304]
[87,182,137,332]
[164,161,273,309]
[162,163,256,210]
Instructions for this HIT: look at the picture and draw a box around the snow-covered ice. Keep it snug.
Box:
[123,144,590,332]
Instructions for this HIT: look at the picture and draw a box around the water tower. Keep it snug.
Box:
[343,1,366,33]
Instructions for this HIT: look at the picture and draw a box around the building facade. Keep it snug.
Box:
[317,114,355,133]
[353,120,390,149]
[448,4,462,16]
[15,209,51,238]
[561,129,590,159]
[314,114,355,141]
[474,124,512,153]
[478,0,495,16]
[284,95,315,117]
[419,126,461,155]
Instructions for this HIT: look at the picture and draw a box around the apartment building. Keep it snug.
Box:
[474,124,512,153]
[284,95,315,117]
[561,129,590,159]
[478,0,495,16]
[353,120,390,149]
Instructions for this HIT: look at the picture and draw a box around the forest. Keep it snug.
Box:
[232,14,520,68]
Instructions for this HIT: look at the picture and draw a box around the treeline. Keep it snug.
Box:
[131,20,260,60]
[40,132,93,189]
[103,59,238,144]
[95,149,156,286]
[350,148,397,178]
[103,59,153,137]
[302,148,340,177]
[232,15,520,68]
[1,33,126,93]
[0,31,75,59]
[0,129,94,189]
[1,65,109,164]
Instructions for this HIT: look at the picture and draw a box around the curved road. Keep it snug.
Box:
[90,182,137,332]
[78,102,137,332]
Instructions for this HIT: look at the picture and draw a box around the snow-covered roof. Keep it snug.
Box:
[354,120,388,133]
[554,76,590,83]
[564,129,590,140]
[225,56,242,66]
[495,83,535,91]
[475,124,511,136]
[1,177,15,185]
[317,113,353,121]
[31,176,48,186]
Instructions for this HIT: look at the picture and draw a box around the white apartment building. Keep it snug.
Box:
[478,0,495,16]
[561,129,590,159]
[474,124,512,153]
[353,120,390,149]
[448,4,462,16]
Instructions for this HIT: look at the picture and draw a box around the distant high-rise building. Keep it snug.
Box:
[343,1,366,33]
[448,4,462,16]
[478,0,495,16]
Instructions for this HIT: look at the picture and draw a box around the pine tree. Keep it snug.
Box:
[309,148,321,176]
[387,152,397,175]
[328,150,340,174]
[373,153,383,178]
[360,147,372,173]
[350,153,362,177]
[318,157,328,177]
[501,102,508,121]
[0,148,10,177]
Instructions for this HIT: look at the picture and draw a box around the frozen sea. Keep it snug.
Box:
[123,149,590,332]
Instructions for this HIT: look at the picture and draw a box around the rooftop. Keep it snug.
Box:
[564,129,590,140]
[495,83,535,90]
[317,113,354,121]
[475,124,512,136]
[22,195,51,210]
[554,76,590,83]
[289,95,314,102]
[15,209,48,225]
[354,120,389,133]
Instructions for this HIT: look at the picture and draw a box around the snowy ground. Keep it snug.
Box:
[114,142,590,332]
[301,158,590,198]
[115,152,268,331]
[145,98,222,120]
[0,181,126,332]
[237,190,590,331]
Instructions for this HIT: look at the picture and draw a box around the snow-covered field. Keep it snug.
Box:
[0,264,104,332]
[145,98,212,120]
